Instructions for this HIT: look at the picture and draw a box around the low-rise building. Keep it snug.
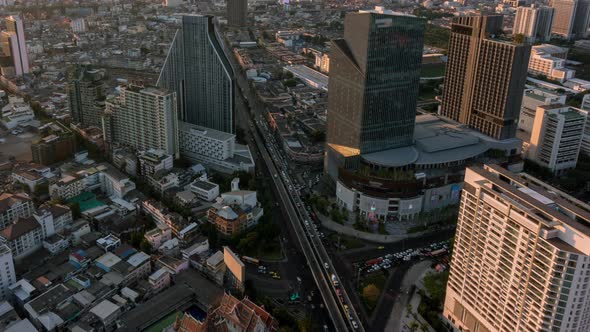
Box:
[49,174,85,200]
[138,149,173,176]
[96,234,121,252]
[89,300,120,327]
[0,216,43,259]
[0,192,34,231]
[179,122,255,173]
[31,122,77,166]
[144,224,172,250]
[42,234,69,256]
[208,293,279,331]
[148,268,170,294]
[97,163,136,199]
[528,44,575,82]
[189,179,220,202]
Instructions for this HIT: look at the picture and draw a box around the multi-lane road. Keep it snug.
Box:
[218,31,363,330]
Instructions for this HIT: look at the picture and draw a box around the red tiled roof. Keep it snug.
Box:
[0,193,31,214]
[0,216,40,240]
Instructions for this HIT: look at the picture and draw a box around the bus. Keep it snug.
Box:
[242,256,260,265]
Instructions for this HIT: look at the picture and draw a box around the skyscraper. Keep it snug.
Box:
[158,15,235,134]
[67,65,107,127]
[325,8,425,176]
[227,0,247,27]
[0,16,29,76]
[103,85,179,157]
[550,0,590,39]
[440,15,531,140]
[444,164,590,332]
[513,5,555,42]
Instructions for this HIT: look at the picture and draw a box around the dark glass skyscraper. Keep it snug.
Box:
[158,15,235,134]
[325,9,425,177]
[227,0,247,27]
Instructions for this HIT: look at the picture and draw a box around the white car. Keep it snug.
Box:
[324,262,329,269]
[351,320,358,329]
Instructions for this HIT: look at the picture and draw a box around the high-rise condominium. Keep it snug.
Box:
[227,0,247,26]
[513,5,555,42]
[67,65,107,127]
[103,85,179,157]
[158,15,235,134]
[1,16,29,76]
[325,8,425,175]
[550,0,590,39]
[440,15,531,140]
[445,164,590,332]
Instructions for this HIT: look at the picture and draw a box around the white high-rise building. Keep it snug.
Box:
[103,85,179,157]
[0,245,15,300]
[528,104,587,174]
[579,94,590,155]
[0,193,34,231]
[4,16,29,75]
[445,164,590,332]
[513,5,555,42]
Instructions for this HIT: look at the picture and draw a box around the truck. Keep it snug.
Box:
[242,256,260,265]
[365,257,383,267]
[428,248,448,257]
[331,274,339,287]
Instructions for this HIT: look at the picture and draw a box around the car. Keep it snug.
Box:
[324,262,329,269]
[351,320,358,329]
[377,246,385,250]
[272,274,281,280]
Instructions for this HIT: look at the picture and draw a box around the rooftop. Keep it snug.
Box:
[361,114,518,168]
[179,121,235,142]
[90,300,120,320]
[1,216,41,241]
[191,180,218,191]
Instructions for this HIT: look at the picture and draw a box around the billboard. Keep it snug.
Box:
[223,246,245,289]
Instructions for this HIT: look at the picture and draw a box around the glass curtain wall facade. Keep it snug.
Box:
[158,15,235,134]
[326,12,425,161]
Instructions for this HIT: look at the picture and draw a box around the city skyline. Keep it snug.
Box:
[0,2,590,331]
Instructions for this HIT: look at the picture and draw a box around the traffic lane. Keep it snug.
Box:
[340,229,456,263]
[253,133,349,331]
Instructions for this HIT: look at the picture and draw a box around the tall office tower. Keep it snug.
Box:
[444,164,590,332]
[551,0,590,39]
[227,0,247,26]
[103,85,179,157]
[440,15,531,140]
[158,15,235,134]
[67,65,107,127]
[3,15,29,75]
[325,8,425,176]
[513,5,555,42]
[0,245,15,300]
[572,0,590,38]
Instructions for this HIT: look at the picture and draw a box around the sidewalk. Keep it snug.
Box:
[395,265,437,332]
[317,212,455,244]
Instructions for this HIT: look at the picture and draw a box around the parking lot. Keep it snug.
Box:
[0,127,39,162]
[357,241,450,276]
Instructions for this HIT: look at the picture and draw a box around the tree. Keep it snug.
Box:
[237,232,258,253]
[422,271,449,306]
[513,33,526,44]
[34,182,49,196]
[140,238,152,254]
[67,202,81,219]
[362,284,380,310]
